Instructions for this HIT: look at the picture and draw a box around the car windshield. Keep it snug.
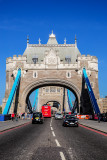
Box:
[56,113,61,115]
[33,113,42,117]
[65,115,76,119]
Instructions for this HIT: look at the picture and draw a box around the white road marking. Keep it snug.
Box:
[50,123,52,127]
[51,127,53,130]
[52,131,55,137]
[68,148,74,159]
[55,139,61,147]
[60,152,66,160]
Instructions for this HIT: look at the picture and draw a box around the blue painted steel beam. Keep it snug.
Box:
[83,68,100,114]
[67,89,73,111]
[32,89,39,111]
[27,98,32,113]
[3,69,21,114]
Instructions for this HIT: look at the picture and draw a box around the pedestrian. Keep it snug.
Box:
[15,114,18,121]
[11,113,15,121]
[98,113,100,123]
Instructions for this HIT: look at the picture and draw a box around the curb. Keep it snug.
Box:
[79,123,107,134]
[0,121,31,133]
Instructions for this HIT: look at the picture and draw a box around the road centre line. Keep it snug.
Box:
[55,139,61,147]
[68,148,74,159]
[52,131,55,137]
[59,152,66,160]
[51,127,53,130]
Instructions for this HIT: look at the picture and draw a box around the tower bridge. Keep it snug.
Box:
[2,31,100,115]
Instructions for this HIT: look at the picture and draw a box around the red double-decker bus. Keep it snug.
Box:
[42,105,51,118]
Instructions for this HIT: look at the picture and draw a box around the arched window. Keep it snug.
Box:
[33,71,38,78]
[34,72,36,77]
[66,71,71,78]
[91,82,94,88]
[68,72,70,77]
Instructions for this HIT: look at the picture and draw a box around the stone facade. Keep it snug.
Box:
[2,32,100,114]
[98,97,107,113]
[37,86,70,112]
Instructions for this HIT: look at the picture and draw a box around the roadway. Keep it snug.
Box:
[0,118,107,160]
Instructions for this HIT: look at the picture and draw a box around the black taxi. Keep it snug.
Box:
[32,112,44,124]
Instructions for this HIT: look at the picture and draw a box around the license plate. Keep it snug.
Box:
[70,122,74,124]
[35,117,39,120]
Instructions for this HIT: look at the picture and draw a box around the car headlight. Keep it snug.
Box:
[75,121,78,123]
[65,120,69,122]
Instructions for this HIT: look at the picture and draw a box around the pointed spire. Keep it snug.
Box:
[27,35,29,47]
[64,38,67,44]
[47,31,58,44]
[75,34,77,41]
[75,35,77,48]
[49,30,55,38]
[38,38,41,45]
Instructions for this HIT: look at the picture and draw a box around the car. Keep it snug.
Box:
[55,113,63,119]
[32,112,44,124]
[100,113,107,122]
[63,114,79,127]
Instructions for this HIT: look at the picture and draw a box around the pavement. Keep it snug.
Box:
[79,119,107,133]
[0,118,107,134]
[0,118,31,132]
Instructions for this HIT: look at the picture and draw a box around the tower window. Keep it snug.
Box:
[32,56,38,64]
[65,56,71,63]
[57,88,60,92]
[66,71,71,78]
[33,71,38,78]
[46,87,49,92]
[50,87,56,92]
[91,82,94,88]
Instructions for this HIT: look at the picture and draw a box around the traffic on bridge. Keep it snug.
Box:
[0,116,107,160]
[0,32,107,160]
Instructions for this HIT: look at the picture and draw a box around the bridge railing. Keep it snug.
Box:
[83,68,100,114]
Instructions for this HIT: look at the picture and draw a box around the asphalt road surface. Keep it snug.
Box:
[0,118,107,160]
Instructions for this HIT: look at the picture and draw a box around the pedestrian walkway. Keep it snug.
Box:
[79,119,107,133]
[0,119,31,132]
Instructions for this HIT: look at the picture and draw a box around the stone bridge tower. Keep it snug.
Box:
[2,31,99,114]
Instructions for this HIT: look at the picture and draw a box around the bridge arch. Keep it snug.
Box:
[19,78,81,113]
[44,100,61,111]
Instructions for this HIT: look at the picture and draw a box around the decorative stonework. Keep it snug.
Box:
[2,32,101,114]
[45,49,58,65]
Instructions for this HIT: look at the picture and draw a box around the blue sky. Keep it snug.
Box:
[0,0,107,105]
